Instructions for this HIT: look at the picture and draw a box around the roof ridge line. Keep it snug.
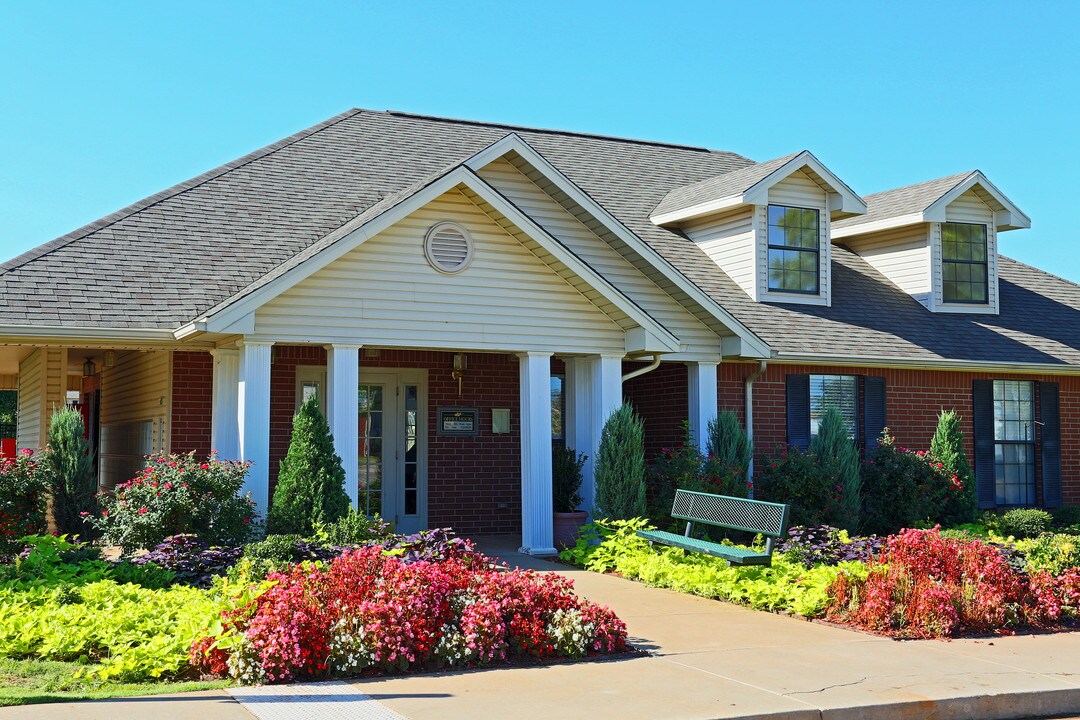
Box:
[0,108,364,276]
[380,109,726,153]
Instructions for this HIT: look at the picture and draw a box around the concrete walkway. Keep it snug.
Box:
[4,538,1080,720]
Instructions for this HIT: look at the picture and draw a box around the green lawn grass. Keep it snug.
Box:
[0,658,231,707]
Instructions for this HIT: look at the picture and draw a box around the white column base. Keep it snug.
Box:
[518,351,554,555]
[687,361,719,454]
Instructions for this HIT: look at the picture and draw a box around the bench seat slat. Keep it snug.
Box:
[636,530,773,566]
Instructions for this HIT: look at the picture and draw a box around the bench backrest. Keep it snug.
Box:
[671,489,790,539]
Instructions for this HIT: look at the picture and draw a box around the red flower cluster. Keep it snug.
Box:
[826,528,1078,638]
[193,547,628,683]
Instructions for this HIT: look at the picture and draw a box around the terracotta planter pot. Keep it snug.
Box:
[553,510,589,549]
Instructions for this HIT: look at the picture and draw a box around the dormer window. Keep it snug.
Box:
[941,222,988,304]
[767,205,820,294]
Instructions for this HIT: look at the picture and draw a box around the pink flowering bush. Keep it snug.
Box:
[825,527,1079,638]
[0,449,48,558]
[194,546,628,683]
[89,452,258,554]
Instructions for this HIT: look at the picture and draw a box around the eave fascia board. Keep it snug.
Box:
[0,325,177,342]
[925,171,1031,230]
[773,351,1080,376]
[831,212,927,239]
[465,133,773,359]
[649,194,746,225]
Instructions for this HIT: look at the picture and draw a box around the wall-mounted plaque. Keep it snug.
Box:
[437,407,479,436]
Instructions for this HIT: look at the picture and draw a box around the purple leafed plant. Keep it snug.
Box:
[780,525,884,568]
[131,534,243,587]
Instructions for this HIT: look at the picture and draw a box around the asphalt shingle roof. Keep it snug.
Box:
[3,109,1078,367]
[651,152,801,218]
[832,172,975,229]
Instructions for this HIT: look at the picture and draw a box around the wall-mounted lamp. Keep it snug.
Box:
[82,358,96,377]
[103,350,118,368]
[452,353,467,398]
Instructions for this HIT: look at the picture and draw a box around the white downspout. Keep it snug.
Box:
[621,354,661,383]
[744,360,767,498]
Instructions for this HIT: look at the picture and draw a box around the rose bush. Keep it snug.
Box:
[0,449,48,559]
[90,453,258,554]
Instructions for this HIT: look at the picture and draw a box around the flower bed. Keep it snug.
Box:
[192,544,628,683]
[825,527,1080,638]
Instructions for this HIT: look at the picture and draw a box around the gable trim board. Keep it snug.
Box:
[649,150,867,226]
[462,134,772,358]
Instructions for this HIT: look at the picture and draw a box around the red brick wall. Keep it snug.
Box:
[718,361,1080,507]
[622,361,687,456]
[268,347,525,536]
[170,351,213,456]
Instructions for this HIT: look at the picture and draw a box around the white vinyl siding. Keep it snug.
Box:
[758,171,830,306]
[99,350,171,489]
[931,188,999,314]
[682,207,756,299]
[16,349,42,450]
[846,225,932,305]
[256,187,627,354]
[477,158,722,359]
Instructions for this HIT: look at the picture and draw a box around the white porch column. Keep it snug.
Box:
[518,351,555,556]
[325,344,361,509]
[209,348,240,460]
[578,354,623,515]
[687,361,719,454]
[237,340,274,519]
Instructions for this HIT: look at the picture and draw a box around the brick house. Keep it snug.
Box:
[0,109,1075,553]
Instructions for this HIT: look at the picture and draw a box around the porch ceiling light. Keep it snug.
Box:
[83,358,96,377]
[103,350,117,368]
[452,353,467,397]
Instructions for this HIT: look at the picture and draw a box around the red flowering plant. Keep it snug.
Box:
[825,527,1078,638]
[89,452,258,555]
[193,547,629,683]
[0,449,48,559]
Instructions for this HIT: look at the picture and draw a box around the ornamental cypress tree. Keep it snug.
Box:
[809,408,861,531]
[931,409,978,525]
[267,395,350,536]
[42,407,97,540]
[594,403,646,520]
[704,411,753,497]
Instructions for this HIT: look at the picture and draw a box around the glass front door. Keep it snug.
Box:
[357,371,427,533]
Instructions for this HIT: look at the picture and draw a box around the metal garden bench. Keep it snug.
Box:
[637,489,791,566]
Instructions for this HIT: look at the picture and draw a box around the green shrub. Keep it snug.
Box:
[90,453,257,555]
[0,535,111,587]
[560,519,867,618]
[1051,506,1080,533]
[311,507,390,546]
[704,411,752,497]
[594,403,646,520]
[929,410,977,526]
[859,430,948,536]
[552,446,585,513]
[809,409,861,531]
[0,450,48,559]
[757,446,834,527]
[41,408,98,541]
[267,396,350,536]
[996,508,1053,540]
[109,561,176,590]
[1016,533,1080,575]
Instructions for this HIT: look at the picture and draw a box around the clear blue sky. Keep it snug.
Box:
[2,2,1078,279]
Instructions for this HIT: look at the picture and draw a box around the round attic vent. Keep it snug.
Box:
[424,222,474,274]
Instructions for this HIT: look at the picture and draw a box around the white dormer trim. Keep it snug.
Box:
[650,151,867,226]
[834,171,1030,239]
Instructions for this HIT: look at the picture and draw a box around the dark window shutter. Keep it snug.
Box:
[862,376,887,451]
[1039,382,1062,509]
[972,380,996,509]
[786,374,811,450]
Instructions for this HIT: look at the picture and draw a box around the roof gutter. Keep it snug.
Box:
[0,325,178,342]
[622,354,662,383]
[772,353,1080,376]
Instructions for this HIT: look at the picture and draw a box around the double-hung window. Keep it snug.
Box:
[942,222,989,304]
[810,374,858,439]
[785,373,887,450]
[767,205,820,294]
[992,380,1036,506]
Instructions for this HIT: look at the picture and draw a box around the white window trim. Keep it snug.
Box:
[755,204,831,307]
[928,221,1000,315]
